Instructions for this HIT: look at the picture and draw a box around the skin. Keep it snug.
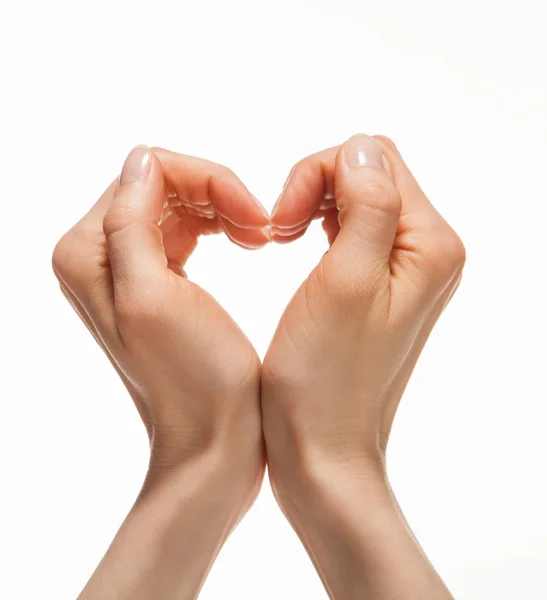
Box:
[263,134,465,599]
[53,134,464,600]
[52,147,269,599]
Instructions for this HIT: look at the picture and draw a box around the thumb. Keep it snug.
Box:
[103,145,168,293]
[332,134,401,271]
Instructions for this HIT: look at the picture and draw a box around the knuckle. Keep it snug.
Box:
[52,229,80,280]
[291,156,316,181]
[215,164,238,184]
[445,231,466,268]
[422,226,466,278]
[352,182,401,218]
[286,158,305,183]
[51,233,72,276]
[52,224,106,289]
[213,165,233,186]
[103,204,138,238]
[436,228,466,269]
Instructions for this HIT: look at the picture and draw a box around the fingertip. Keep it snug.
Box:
[251,194,271,226]
[210,173,270,229]
[106,145,165,238]
[338,134,385,172]
[271,148,337,229]
[271,229,307,244]
[117,145,152,189]
[332,135,402,266]
[270,215,313,242]
[270,177,319,229]
[261,224,273,243]
[218,216,271,249]
[335,134,399,215]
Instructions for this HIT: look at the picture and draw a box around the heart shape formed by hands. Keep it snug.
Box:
[53,135,465,600]
[52,133,464,466]
[151,145,342,263]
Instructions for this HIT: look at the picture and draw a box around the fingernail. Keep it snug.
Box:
[119,145,151,186]
[344,134,384,169]
[272,166,295,218]
[271,192,283,218]
[271,185,288,218]
[252,195,271,222]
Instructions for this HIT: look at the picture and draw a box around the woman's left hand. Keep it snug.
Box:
[53,145,269,599]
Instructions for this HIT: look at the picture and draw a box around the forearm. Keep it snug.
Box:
[276,460,453,600]
[79,451,255,600]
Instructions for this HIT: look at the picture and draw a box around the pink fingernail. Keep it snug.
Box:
[344,134,384,169]
[119,145,151,186]
[261,224,272,242]
[271,192,283,218]
[272,166,295,217]
[252,195,271,221]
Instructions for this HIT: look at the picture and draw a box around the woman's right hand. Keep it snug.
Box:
[264,133,465,487]
[52,146,269,599]
[262,134,465,599]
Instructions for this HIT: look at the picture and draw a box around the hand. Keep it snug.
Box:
[262,134,465,599]
[52,146,269,599]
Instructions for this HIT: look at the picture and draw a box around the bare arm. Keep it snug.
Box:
[53,145,268,599]
[263,133,463,599]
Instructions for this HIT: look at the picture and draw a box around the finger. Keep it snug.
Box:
[162,220,200,269]
[218,216,271,249]
[271,146,338,230]
[105,146,270,291]
[103,145,168,294]
[270,215,314,242]
[372,135,443,226]
[271,136,445,239]
[270,136,464,302]
[329,134,401,270]
[271,229,308,244]
[161,210,270,271]
[373,136,466,301]
[152,147,270,230]
[270,208,337,244]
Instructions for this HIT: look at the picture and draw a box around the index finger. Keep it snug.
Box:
[153,147,270,230]
[270,136,444,235]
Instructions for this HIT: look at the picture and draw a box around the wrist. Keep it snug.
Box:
[271,466,452,600]
[269,447,389,524]
[147,430,265,521]
[144,387,265,508]
[263,405,387,519]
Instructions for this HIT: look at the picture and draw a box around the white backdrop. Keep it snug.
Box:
[1,1,546,598]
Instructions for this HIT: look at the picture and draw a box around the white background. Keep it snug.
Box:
[1,0,546,598]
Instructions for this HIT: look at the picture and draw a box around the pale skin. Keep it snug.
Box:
[52,134,465,599]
